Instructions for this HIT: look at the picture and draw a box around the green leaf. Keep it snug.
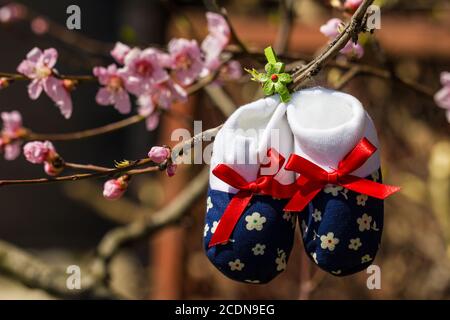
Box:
[245,68,264,82]
[274,82,291,102]
[278,73,292,83]
[264,63,276,75]
[264,46,278,64]
[259,74,269,82]
[263,81,275,95]
[273,62,285,74]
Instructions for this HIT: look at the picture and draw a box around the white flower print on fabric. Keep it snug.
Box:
[372,221,380,231]
[211,221,219,234]
[206,196,213,212]
[348,238,362,250]
[311,252,318,264]
[203,224,209,237]
[252,243,266,256]
[312,209,322,222]
[282,211,292,221]
[357,213,372,232]
[245,212,266,231]
[320,232,339,251]
[229,259,245,271]
[301,220,308,234]
[371,170,380,182]
[275,249,287,271]
[331,270,342,275]
[324,184,343,196]
[361,254,372,263]
[356,194,368,206]
[244,280,260,284]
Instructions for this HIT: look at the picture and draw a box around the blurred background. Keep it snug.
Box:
[0,0,449,299]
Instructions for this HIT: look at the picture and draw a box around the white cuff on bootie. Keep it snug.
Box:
[286,87,380,178]
[210,95,295,194]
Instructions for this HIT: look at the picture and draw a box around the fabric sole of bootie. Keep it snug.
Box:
[204,187,296,284]
[298,169,383,276]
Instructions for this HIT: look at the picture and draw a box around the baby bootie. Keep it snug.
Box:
[284,87,399,276]
[204,96,298,284]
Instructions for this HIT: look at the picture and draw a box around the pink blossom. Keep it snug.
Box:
[153,80,187,109]
[44,161,63,176]
[137,93,159,131]
[319,18,342,38]
[201,12,230,74]
[121,47,169,95]
[2,142,22,160]
[0,3,26,23]
[221,60,243,80]
[144,112,160,131]
[434,71,450,123]
[168,38,203,86]
[166,163,177,177]
[320,18,364,59]
[93,64,131,114]
[103,178,128,200]
[344,0,363,11]
[31,16,49,35]
[137,80,187,131]
[1,111,22,135]
[340,41,364,59]
[1,111,24,160]
[148,146,170,163]
[23,140,55,164]
[206,12,230,42]
[111,42,131,65]
[17,47,73,118]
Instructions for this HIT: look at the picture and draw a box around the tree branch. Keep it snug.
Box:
[0,125,222,187]
[0,167,209,298]
[0,240,115,299]
[91,167,210,284]
[291,0,374,89]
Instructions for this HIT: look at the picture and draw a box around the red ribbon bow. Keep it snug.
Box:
[209,148,296,247]
[283,137,400,212]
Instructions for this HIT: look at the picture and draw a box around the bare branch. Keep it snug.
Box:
[291,0,375,89]
[0,240,115,299]
[0,125,221,187]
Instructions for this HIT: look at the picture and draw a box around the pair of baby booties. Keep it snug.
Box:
[203,87,398,284]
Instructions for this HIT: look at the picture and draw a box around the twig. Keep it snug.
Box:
[0,72,95,82]
[65,162,111,172]
[333,66,361,90]
[0,125,222,187]
[329,60,435,97]
[26,115,146,142]
[23,72,218,142]
[291,0,374,89]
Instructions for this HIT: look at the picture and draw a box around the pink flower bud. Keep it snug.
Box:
[0,77,10,89]
[103,178,128,200]
[148,146,170,163]
[344,0,363,12]
[31,16,49,35]
[166,163,177,177]
[23,140,55,164]
[44,161,63,176]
